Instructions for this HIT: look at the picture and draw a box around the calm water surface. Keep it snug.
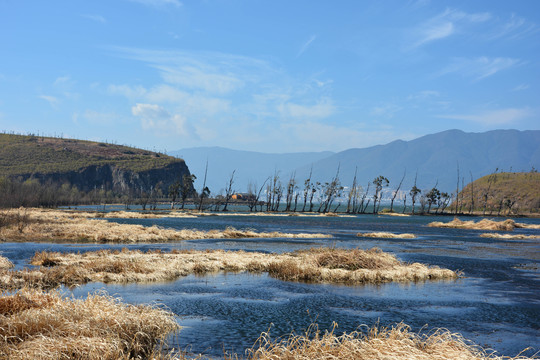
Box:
[1,213,539,357]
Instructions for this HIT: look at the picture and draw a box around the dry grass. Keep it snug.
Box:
[244,322,536,360]
[0,208,329,243]
[0,288,178,360]
[428,218,540,231]
[0,255,13,270]
[480,233,540,240]
[359,232,416,239]
[0,247,458,291]
[380,212,411,217]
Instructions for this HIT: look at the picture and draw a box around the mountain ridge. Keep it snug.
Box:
[172,129,540,194]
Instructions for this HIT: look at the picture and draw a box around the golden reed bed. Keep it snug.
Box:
[0,247,458,291]
[480,233,540,240]
[428,218,540,231]
[358,231,416,239]
[0,208,329,243]
[0,289,177,360]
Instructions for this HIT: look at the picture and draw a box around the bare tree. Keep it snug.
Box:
[222,170,236,212]
[168,180,180,209]
[454,162,460,215]
[410,172,421,215]
[301,167,313,212]
[198,160,209,212]
[359,182,371,214]
[179,174,197,209]
[482,169,498,216]
[321,165,342,213]
[389,170,406,213]
[285,173,297,212]
[372,175,389,214]
[469,171,475,214]
[309,181,320,212]
[346,167,358,214]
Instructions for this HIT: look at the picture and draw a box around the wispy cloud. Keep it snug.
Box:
[512,84,530,92]
[38,95,59,107]
[490,13,539,40]
[438,56,521,81]
[132,103,194,137]
[279,98,334,119]
[407,90,440,101]
[297,35,317,58]
[410,8,490,48]
[126,0,182,8]
[108,46,338,147]
[111,47,273,94]
[438,107,533,125]
[370,103,402,118]
[81,14,106,23]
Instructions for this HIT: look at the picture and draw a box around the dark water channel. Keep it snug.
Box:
[1,213,539,357]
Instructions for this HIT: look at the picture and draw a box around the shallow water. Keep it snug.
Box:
[2,213,539,357]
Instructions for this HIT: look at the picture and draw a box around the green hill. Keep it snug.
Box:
[455,172,540,215]
[0,133,179,175]
[0,133,191,194]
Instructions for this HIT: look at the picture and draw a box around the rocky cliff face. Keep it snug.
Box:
[25,160,192,194]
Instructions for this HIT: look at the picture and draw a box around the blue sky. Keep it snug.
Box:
[1,0,539,153]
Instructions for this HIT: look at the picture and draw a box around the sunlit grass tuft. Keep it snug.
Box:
[0,288,178,360]
[244,322,537,360]
[480,233,540,240]
[359,232,416,239]
[428,218,540,231]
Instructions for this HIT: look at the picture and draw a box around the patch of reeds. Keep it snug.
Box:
[480,233,540,240]
[245,322,536,360]
[0,208,329,243]
[0,288,178,360]
[428,218,540,231]
[1,247,459,290]
[359,232,416,239]
[0,255,13,270]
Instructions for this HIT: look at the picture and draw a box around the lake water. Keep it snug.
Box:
[1,212,539,358]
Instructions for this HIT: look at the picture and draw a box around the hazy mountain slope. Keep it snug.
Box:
[171,130,540,195]
[299,129,540,192]
[169,147,334,193]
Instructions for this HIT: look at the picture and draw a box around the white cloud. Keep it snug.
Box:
[279,98,335,119]
[131,103,193,137]
[439,57,521,80]
[156,65,244,94]
[38,95,59,107]
[438,107,533,125]
[132,103,169,119]
[110,47,275,94]
[410,8,490,48]
[297,35,317,58]
[82,14,106,23]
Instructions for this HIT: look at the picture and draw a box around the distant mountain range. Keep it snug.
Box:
[169,147,334,194]
[170,129,540,194]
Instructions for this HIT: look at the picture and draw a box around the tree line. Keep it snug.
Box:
[2,164,536,216]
